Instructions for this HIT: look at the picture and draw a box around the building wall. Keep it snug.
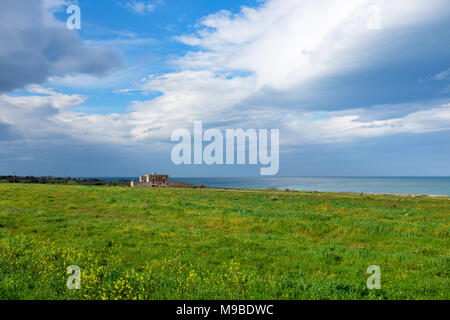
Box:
[132,173,169,187]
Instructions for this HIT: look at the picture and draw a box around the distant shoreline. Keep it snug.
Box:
[2,175,450,197]
[1,177,449,198]
[202,187,450,198]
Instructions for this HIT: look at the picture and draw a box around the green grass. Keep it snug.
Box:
[0,184,448,300]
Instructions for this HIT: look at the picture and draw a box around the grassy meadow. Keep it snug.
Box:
[0,183,448,300]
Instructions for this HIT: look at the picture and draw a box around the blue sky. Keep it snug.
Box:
[0,0,449,177]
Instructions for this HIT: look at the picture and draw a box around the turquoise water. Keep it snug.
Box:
[102,177,450,196]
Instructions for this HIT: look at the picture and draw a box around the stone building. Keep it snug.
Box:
[131,172,169,187]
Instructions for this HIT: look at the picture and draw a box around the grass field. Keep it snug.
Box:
[0,183,448,300]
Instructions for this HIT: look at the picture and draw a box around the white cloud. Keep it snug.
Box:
[432,68,450,81]
[2,0,450,150]
[2,85,450,148]
[123,70,260,140]
[47,65,147,90]
[119,1,157,14]
[420,67,450,82]
[282,104,450,144]
[0,86,86,140]
[2,85,85,112]
[174,0,447,89]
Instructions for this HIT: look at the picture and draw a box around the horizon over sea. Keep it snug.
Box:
[92,176,450,196]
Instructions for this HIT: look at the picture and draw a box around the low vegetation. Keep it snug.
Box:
[0,184,448,299]
[0,175,114,186]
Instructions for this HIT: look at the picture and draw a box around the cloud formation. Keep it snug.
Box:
[118,1,158,14]
[1,0,450,177]
[114,0,450,143]
[0,0,123,93]
[0,85,86,141]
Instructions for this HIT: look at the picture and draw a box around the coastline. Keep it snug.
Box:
[203,186,450,198]
[0,177,450,199]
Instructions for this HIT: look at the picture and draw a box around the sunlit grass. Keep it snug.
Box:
[0,184,448,299]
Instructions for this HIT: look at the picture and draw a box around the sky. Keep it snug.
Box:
[0,0,449,177]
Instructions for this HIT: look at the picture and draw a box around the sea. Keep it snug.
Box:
[97,177,450,196]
